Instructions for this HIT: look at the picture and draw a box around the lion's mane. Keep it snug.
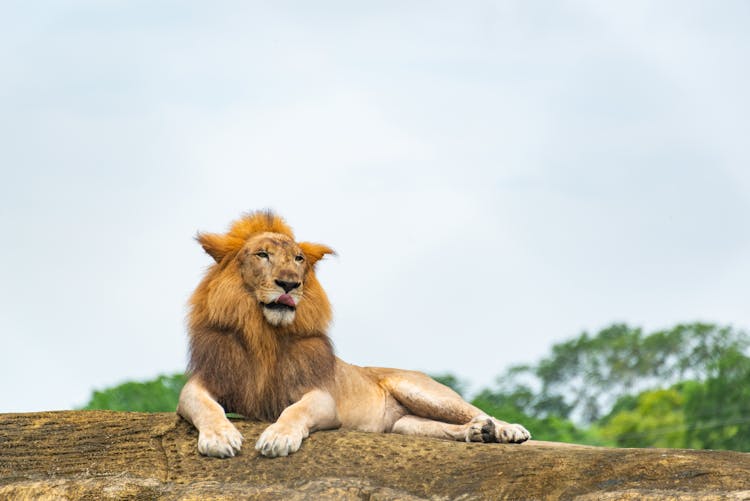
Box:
[186,211,336,421]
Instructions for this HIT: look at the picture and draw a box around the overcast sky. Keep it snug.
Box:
[2,1,749,413]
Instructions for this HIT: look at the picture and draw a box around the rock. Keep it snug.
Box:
[1,411,749,500]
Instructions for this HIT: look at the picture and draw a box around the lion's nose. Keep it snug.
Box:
[275,280,301,293]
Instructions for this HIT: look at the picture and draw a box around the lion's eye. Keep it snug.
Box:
[295,255,305,263]
[256,251,269,259]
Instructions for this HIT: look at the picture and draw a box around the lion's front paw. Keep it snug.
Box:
[198,421,244,458]
[255,422,308,458]
[467,416,530,444]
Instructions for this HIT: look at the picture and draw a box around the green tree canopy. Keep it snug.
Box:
[82,374,187,412]
[683,349,750,451]
[597,387,688,448]
[491,323,748,424]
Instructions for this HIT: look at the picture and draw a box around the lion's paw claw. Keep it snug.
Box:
[198,422,244,458]
[255,422,307,458]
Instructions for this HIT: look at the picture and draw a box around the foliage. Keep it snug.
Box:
[82,373,187,412]
[494,323,748,423]
[597,388,687,448]
[683,349,750,451]
[593,351,750,452]
[463,322,750,451]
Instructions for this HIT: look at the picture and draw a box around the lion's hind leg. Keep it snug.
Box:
[391,415,491,442]
[380,369,530,444]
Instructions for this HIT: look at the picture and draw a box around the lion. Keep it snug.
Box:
[177,210,530,458]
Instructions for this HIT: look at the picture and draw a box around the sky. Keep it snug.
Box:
[1,1,749,413]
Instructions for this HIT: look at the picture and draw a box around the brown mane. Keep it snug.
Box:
[186,211,336,421]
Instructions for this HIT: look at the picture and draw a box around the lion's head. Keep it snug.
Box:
[191,211,335,332]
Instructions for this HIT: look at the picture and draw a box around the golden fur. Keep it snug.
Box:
[178,210,530,458]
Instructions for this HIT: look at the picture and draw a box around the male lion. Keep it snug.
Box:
[178,211,530,458]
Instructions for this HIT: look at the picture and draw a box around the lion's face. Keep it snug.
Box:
[238,232,307,327]
[192,211,335,335]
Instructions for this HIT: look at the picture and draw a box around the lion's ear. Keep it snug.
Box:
[299,242,336,267]
[196,232,244,263]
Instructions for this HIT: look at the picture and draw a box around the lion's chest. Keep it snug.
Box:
[222,332,336,421]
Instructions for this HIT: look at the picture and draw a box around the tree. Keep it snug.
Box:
[597,388,687,448]
[493,323,748,424]
[683,349,750,451]
[82,373,187,412]
[594,348,750,452]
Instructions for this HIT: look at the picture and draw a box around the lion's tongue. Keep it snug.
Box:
[276,294,296,307]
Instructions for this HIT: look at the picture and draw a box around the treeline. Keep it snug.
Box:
[83,374,187,413]
[83,322,750,452]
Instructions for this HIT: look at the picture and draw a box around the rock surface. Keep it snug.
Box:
[1,411,750,500]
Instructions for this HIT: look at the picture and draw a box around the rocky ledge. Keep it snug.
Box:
[1,411,749,500]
